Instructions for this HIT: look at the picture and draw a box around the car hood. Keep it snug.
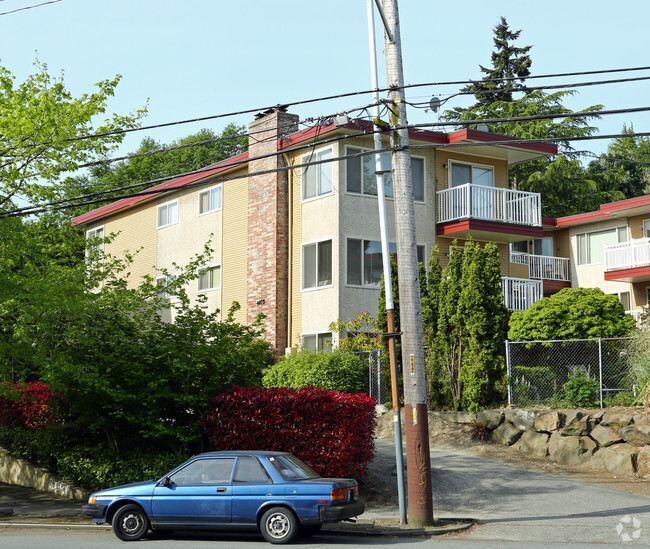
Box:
[93,480,159,497]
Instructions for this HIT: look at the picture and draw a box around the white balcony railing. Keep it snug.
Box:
[501,276,543,312]
[626,309,645,327]
[604,238,650,272]
[437,184,542,226]
[509,252,570,281]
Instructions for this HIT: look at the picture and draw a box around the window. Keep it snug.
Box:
[346,146,424,201]
[156,275,177,299]
[86,226,104,257]
[158,200,178,228]
[170,458,235,485]
[577,227,627,265]
[199,185,222,215]
[233,457,272,484]
[644,219,650,239]
[198,265,221,292]
[302,332,332,352]
[610,291,631,311]
[303,148,333,200]
[302,240,332,289]
[347,239,424,286]
[450,161,493,187]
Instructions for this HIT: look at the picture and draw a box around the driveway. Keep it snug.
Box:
[370,437,650,545]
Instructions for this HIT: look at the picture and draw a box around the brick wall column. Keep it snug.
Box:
[247,109,299,355]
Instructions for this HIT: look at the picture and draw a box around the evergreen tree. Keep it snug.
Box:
[460,17,532,108]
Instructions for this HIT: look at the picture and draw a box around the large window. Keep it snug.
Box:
[302,148,333,200]
[302,332,332,352]
[158,200,178,228]
[198,265,222,292]
[347,239,424,286]
[450,161,493,187]
[302,240,332,289]
[577,227,627,265]
[346,147,424,201]
[199,185,223,215]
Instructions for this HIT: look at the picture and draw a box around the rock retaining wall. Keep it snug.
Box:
[428,408,650,477]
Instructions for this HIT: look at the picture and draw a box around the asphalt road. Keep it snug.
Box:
[372,437,650,546]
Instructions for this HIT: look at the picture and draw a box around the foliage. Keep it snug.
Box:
[329,312,382,352]
[262,350,367,395]
[603,391,636,408]
[62,124,248,218]
[626,325,650,406]
[453,16,532,108]
[0,59,145,209]
[425,241,507,411]
[203,386,376,479]
[508,287,636,342]
[562,370,599,408]
[0,381,58,429]
[587,125,650,200]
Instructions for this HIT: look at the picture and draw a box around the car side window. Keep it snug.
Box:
[233,456,272,484]
[170,458,235,485]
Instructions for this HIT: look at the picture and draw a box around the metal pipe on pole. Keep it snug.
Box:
[366,0,406,525]
[381,0,434,526]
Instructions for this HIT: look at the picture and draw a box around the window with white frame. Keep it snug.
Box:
[576,226,627,265]
[450,161,493,187]
[86,226,105,257]
[346,146,424,201]
[609,291,631,311]
[156,275,177,300]
[302,240,332,290]
[302,148,333,200]
[347,239,425,286]
[198,265,222,292]
[199,185,223,215]
[302,332,333,352]
[158,200,178,228]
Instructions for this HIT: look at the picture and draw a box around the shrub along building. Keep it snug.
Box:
[76,106,614,356]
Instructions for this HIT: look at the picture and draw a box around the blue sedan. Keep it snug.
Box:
[82,450,365,543]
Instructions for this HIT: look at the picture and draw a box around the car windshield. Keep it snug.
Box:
[268,455,320,480]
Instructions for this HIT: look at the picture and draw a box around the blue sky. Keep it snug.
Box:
[1,0,648,160]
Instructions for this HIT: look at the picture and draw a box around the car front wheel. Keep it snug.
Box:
[112,504,149,541]
[260,506,298,544]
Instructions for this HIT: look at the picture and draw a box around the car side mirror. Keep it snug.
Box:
[159,476,172,487]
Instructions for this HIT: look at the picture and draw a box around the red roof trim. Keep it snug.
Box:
[436,219,544,238]
[600,194,650,213]
[447,128,557,155]
[554,210,612,227]
[71,151,250,226]
[604,266,650,282]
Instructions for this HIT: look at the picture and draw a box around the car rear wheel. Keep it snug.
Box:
[260,506,298,544]
[112,504,149,541]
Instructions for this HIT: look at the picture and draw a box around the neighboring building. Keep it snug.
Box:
[73,107,562,355]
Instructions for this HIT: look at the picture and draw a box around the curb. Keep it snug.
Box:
[0,515,476,537]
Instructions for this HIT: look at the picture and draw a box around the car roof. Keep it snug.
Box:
[193,451,290,458]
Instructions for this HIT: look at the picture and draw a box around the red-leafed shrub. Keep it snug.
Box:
[202,386,376,480]
[0,382,58,430]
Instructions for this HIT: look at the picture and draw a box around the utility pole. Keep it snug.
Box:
[381,0,433,526]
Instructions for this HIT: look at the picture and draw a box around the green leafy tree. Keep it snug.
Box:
[62,125,248,217]
[0,60,145,209]
[508,287,636,341]
[587,125,650,199]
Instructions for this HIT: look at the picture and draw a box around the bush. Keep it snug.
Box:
[262,350,367,394]
[202,386,376,479]
[0,382,58,429]
[563,370,599,408]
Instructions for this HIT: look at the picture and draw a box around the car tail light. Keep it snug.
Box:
[331,485,357,502]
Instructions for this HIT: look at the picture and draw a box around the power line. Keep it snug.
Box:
[0,0,61,15]
[6,65,650,152]
[4,129,650,221]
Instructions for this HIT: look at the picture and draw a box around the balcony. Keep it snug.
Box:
[603,238,650,282]
[437,184,543,243]
[501,276,543,312]
[510,251,570,282]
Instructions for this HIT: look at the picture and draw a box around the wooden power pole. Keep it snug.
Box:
[381,0,434,526]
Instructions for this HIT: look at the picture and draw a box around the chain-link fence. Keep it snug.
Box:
[358,349,388,405]
[506,338,636,408]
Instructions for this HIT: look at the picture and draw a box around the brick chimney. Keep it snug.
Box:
[247,108,299,355]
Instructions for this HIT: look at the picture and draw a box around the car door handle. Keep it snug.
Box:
[216,487,227,493]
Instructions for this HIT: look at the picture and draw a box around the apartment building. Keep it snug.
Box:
[72,108,561,354]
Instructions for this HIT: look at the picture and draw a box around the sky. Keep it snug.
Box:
[1,0,649,163]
